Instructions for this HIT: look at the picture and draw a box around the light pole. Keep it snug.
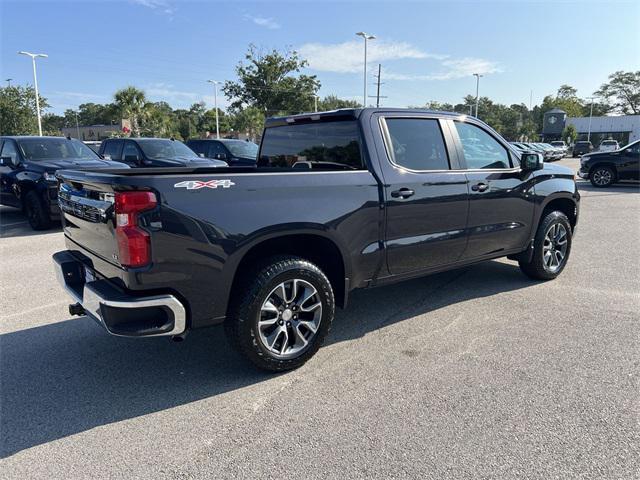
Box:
[207,80,221,139]
[18,51,48,136]
[75,110,81,139]
[356,32,375,107]
[5,78,12,87]
[473,73,483,117]
[587,97,595,142]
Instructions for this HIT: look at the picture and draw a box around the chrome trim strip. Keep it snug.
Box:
[53,256,186,337]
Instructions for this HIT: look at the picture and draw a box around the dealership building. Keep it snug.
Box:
[542,108,640,145]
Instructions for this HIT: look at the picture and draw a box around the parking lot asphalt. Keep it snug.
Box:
[1,157,639,479]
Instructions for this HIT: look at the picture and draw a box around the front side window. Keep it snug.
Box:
[1,140,18,163]
[208,142,227,157]
[259,120,363,170]
[384,118,449,171]
[17,138,98,161]
[225,140,259,159]
[122,142,141,162]
[454,122,510,169]
[103,140,123,160]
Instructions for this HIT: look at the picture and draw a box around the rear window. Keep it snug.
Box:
[576,141,591,145]
[602,140,617,145]
[259,120,363,170]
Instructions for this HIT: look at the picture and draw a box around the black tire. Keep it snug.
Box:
[225,255,335,372]
[24,190,51,230]
[519,211,572,281]
[589,165,616,188]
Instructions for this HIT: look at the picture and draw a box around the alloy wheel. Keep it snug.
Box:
[258,279,322,358]
[543,223,568,272]
[592,169,612,186]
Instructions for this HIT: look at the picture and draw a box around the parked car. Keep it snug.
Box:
[53,108,579,371]
[0,136,128,230]
[99,137,228,168]
[535,143,563,161]
[550,141,568,156]
[598,139,620,152]
[186,139,259,166]
[521,142,554,162]
[573,141,594,157]
[577,139,640,187]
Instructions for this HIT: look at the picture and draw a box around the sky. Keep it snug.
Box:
[1,0,638,115]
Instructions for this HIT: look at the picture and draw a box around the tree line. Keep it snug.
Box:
[1,43,637,142]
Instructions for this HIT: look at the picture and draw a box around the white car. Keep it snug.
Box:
[598,139,620,152]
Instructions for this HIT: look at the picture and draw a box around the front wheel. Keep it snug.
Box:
[519,211,572,280]
[590,166,615,188]
[225,256,335,371]
[24,190,51,230]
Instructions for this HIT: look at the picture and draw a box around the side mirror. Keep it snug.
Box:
[0,156,12,167]
[521,152,543,171]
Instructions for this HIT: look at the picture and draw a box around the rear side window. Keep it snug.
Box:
[208,142,227,158]
[103,140,123,160]
[384,118,449,171]
[454,122,510,169]
[259,120,363,170]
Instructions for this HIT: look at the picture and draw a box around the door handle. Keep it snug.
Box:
[391,188,415,199]
[471,182,489,192]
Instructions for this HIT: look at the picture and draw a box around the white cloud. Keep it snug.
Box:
[145,83,228,109]
[299,39,500,82]
[244,14,280,29]
[131,0,174,16]
[299,40,441,74]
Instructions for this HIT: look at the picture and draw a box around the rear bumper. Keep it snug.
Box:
[53,250,186,337]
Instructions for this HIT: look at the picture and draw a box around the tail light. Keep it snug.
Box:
[114,191,157,267]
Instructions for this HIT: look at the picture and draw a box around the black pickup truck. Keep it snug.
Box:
[53,109,580,371]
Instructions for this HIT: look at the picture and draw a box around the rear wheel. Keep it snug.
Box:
[225,256,335,371]
[519,211,572,280]
[590,166,615,188]
[24,190,51,230]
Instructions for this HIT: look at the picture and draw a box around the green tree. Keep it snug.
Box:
[223,45,321,116]
[317,95,361,111]
[562,124,578,144]
[0,85,50,135]
[231,107,265,141]
[114,86,148,136]
[594,70,640,114]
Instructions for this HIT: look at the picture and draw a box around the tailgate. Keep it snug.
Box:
[57,171,122,267]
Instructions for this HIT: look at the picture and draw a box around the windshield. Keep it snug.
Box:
[17,138,99,161]
[550,142,564,146]
[224,141,259,159]
[137,139,197,159]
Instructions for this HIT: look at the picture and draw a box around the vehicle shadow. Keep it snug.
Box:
[1,260,534,458]
[0,207,62,239]
[576,180,640,194]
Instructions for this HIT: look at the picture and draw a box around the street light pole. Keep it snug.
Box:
[207,80,221,139]
[75,111,81,139]
[18,51,48,136]
[5,78,12,87]
[356,32,375,107]
[587,97,595,142]
[473,73,483,118]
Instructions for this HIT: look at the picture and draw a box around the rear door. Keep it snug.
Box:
[450,120,535,260]
[373,114,469,275]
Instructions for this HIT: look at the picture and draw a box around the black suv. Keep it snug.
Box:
[578,139,640,187]
[572,141,593,157]
[186,139,258,166]
[0,136,128,230]
[99,137,227,168]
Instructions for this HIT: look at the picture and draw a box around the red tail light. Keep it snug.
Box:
[114,191,157,267]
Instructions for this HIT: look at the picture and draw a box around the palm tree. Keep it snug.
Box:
[114,86,147,137]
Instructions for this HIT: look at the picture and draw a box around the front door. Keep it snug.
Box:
[375,115,469,275]
[617,142,640,180]
[450,120,535,260]
[0,140,22,208]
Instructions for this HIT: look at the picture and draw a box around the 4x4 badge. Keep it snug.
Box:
[174,180,235,190]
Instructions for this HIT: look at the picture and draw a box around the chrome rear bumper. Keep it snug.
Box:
[53,250,186,337]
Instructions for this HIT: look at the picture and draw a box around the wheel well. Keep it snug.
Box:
[543,198,577,229]
[589,162,617,177]
[18,181,38,211]
[230,234,347,309]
